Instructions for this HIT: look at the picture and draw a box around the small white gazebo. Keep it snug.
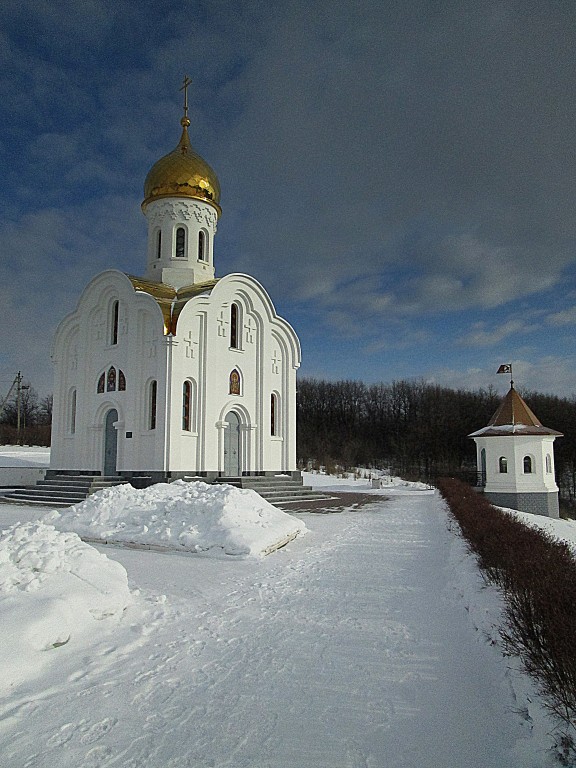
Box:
[469,383,562,518]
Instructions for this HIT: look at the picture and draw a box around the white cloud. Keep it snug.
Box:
[429,356,576,398]
[457,318,540,348]
[546,307,576,327]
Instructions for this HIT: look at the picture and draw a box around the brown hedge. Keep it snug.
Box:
[437,478,576,759]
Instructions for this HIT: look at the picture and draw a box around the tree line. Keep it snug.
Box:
[296,377,576,508]
[0,381,52,446]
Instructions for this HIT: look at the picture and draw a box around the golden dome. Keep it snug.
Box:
[142,117,221,215]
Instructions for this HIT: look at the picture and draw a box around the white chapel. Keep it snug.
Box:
[49,87,301,485]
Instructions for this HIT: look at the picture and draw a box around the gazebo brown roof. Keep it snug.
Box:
[468,386,563,438]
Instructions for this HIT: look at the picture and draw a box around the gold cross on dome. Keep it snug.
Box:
[180,75,192,117]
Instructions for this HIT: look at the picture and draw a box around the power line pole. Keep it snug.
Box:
[16,371,22,444]
[15,372,30,445]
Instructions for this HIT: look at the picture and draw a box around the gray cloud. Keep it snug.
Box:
[1,0,575,396]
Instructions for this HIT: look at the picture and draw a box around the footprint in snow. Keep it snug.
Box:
[47,722,76,747]
[80,717,117,745]
[83,745,113,767]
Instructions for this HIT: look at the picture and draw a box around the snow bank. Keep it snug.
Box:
[502,507,576,553]
[45,480,308,557]
[0,521,132,691]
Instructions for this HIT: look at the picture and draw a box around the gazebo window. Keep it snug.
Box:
[118,370,126,391]
[498,457,507,473]
[97,372,105,393]
[156,229,162,259]
[107,366,116,392]
[546,454,552,474]
[523,455,533,474]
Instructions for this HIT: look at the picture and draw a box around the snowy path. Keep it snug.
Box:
[0,492,547,767]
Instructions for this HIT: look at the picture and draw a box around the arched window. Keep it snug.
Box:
[175,227,186,258]
[156,229,162,259]
[523,455,533,474]
[97,372,105,393]
[111,300,119,345]
[107,366,116,392]
[546,454,552,474]
[229,369,241,395]
[118,370,126,391]
[182,381,192,431]
[198,230,206,261]
[499,457,508,473]
[149,380,157,430]
[271,393,279,436]
[69,389,77,435]
[230,303,239,349]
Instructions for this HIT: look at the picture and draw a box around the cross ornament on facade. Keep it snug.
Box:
[217,311,228,337]
[244,317,255,344]
[184,330,197,359]
[272,349,281,374]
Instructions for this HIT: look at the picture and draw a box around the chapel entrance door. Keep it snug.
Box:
[104,408,118,476]
[224,411,241,476]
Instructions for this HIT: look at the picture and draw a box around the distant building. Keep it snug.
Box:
[49,91,301,484]
[469,385,562,518]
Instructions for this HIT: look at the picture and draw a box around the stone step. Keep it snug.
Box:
[37,479,124,489]
[212,476,334,506]
[215,477,304,488]
[44,475,122,483]
[2,472,127,507]
[247,488,317,498]
[2,490,87,506]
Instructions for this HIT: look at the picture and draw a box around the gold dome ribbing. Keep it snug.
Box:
[142,116,221,214]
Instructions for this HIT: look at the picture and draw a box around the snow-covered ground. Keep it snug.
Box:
[0,445,50,467]
[504,506,576,551]
[0,450,570,766]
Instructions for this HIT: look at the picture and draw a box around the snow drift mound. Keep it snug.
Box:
[0,521,132,691]
[45,480,308,557]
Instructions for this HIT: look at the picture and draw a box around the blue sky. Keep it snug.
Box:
[1,0,575,398]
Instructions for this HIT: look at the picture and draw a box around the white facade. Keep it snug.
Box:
[50,108,301,481]
[474,433,559,496]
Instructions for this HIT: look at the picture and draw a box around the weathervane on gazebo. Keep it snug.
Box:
[496,363,513,388]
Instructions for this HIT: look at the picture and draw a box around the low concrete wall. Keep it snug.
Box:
[485,490,560,519]
[0,467,46,488]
